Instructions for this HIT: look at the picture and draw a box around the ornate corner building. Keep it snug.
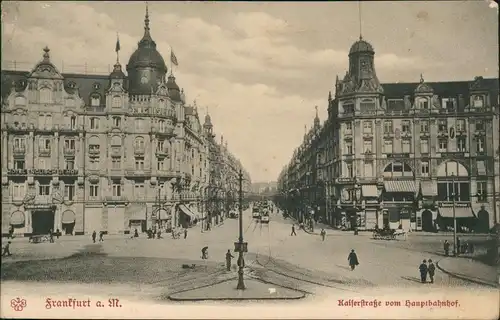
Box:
[277,37,499,233]
[1,8,250,236]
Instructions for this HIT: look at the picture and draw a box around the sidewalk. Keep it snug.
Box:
[436,257,498,288]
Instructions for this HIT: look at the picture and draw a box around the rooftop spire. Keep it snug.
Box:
[358,1,363,40]
[139,1,154,45]
[145,2,150,33]
[43,46,50,62]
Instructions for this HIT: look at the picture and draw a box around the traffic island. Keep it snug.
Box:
[168,278,306,301]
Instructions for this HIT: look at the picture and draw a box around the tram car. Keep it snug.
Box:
[260,211,270,224]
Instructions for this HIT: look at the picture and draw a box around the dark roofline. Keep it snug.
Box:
[381,78,499,87]
[1,69,129,80]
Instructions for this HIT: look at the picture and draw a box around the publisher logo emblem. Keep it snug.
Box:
[11,297,27,312]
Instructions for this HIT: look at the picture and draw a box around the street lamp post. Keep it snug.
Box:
[451,173,458,256]
[234,169,247,290]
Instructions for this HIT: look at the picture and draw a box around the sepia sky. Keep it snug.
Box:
[1,1,498,182]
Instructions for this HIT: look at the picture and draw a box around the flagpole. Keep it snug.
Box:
[170,46,173,75]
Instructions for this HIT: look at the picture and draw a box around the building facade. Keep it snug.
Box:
[1,8,250,236]
[202,115,251,228]
[278,37,499,232]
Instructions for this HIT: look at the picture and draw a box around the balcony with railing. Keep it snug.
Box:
[13,146,26,156]
[38,147,51,157]
[110,147,121,157]
[88,147,101,155]
[125,169,152,177]
[63,147,76,157]
[104,196,129,204]
[134,146,145,156]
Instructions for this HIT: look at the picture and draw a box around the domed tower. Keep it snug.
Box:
[126,5,167,96]
[345,37,383,94]
[166,74,181,102]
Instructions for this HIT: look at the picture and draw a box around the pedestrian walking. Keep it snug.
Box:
[427,259,436,283]
[92,230,97,243]
[56,228,60,239]
[184,228,188,239]
[8,225,14,239]
[320,229,326,241]
[99,231,104,242]
[201,246,209,259]
[2,241,12,257]
[134,228,139,238]
[225,249,234,271]
[419,259,428,283]
[347,249,359,271]
[291,224,297,236]
[444,240,450,256]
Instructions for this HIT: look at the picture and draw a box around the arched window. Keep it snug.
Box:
[436,161,470,202]
[111,136,121,146]
[383,162,414,178]
[112,96,121,109]
[39,87,52,104]
[134,137,145,149]
[91,95,100,107]
[88,136,100,153]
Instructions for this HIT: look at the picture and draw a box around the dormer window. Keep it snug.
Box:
[112,96,121,109]
[442,98,456,110]
[90,95,100,107]
[419,99,428,109]
[473,95,484,108]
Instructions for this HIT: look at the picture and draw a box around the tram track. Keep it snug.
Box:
[250,213,360,293]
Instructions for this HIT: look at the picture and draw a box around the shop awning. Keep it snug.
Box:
[179,205,197,220]
[438,207,475,218]
[362,185,379,198]
[10,211,25,226]
[384,180,419,193]
[420,180,438,197]
[61,210,76,224]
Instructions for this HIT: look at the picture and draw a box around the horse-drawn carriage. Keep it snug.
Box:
[372,228,407,240]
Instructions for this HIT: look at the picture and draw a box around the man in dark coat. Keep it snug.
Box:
[427,259,436,283]
[419,259,428,283]
[291,224,297,236]
[225,250,234,271]
[444,240,450,256]
[348,249,359,271]
[92,230,97,243]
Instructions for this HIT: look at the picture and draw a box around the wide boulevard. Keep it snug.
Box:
[1,207,495,302]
